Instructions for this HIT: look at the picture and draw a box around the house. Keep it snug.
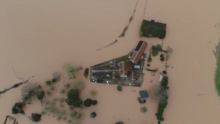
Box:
[130,41,148,64]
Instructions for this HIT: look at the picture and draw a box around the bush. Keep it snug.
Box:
[52,78,57,83]
[117,86,122,91]
[159,29,166,39]
[31,113,41,122]
[62,63,82,79]
[147,54,152,63]
[37,91,45,100]
[12,102,24,114]
[74,81,85,90]
[161,76,168,86]
[84,68,89,78]
[92,100,97,105]
[90,90,97,96]
[115,122,124,124]
[45,80,51,85]
[160,54,165,61]
[140,107,147,113]
[138,97,146,104]
[84,99,92,107]
[67,89,79,99]
[152,50,159,56]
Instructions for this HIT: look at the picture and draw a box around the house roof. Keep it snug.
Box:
[130,41,148,64]
[140,91,149,98]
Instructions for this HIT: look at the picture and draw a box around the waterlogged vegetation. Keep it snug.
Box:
[10,63,98,123]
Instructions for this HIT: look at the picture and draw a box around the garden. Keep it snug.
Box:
[140,20,166,39]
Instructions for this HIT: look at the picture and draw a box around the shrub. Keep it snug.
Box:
[64,83,71,89]
[62,63,82,79]
[160,54,165,61]
[92,100,97,105]
[37,91,45,100]
[140,107,147,113]
[147,54,152,63]
[45,80,51,85]
[161,76,168,86]
[90,112,96,118]
[12,102,24,114]
[21,83,41,103]
[84,99,92,107]
[117,86,122,91]
[69,112,82,121]
[52,78,57,83]
[74,81,85,90]
[90,90,97,96]
[159,29,166,39]
[138,97,146,104]
[152,50,159,56]
[84,68,89,78]
[150,84,168,104]
[115,122,124,124]
[31,113,41,122]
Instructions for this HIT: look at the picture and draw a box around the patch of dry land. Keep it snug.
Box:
[1,0,220,124]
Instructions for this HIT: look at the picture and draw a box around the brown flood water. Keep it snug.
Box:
[1,0,220,124]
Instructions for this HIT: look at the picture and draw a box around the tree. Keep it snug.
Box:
[140,107,147,113]
[150,84,168,104]
[160,54,165,61]
[117,86,122,91]
[90,112,96,118]
[161,76,168,86]
[21,83,41,103]
[74,81,85,90]
[12,102,24,114]
[31,113,41,122]
[72,99,82,108]
[84,68,89,78]
[92,100,97,105]
[84,99,92,107]
[62,63,82,79]
[67,89,79,99]
[148,53,152,63]
[37,91,45,100]
[45,80,51,85]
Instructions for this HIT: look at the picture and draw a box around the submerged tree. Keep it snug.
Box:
[90,90,97,96]
[150,84,168,104]
[74,81,85,90]
[115,122,124,124]
[31,113,41,122]
[140,106,147,113]
[21,83,41,103]
[62,63,82,79]
[12,102,25,114]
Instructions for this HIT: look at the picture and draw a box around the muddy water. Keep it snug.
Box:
[1,0,220,124]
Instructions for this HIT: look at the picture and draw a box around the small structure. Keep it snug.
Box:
[130,41,148,64]
[134,65,141,69]
[140,90,149,98]
[159,75,163,82]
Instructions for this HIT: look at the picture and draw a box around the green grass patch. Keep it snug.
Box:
[116,56,130,63]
